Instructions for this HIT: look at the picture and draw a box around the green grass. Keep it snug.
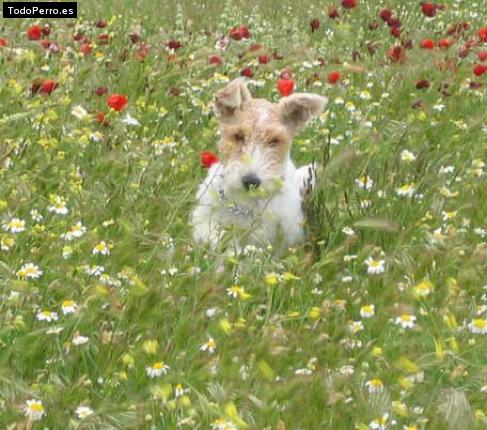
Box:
[1,0,487,428]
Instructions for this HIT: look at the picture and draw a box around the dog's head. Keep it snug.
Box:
[213,78,327,202]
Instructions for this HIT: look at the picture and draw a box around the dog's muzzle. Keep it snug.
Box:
[241,174,261,191]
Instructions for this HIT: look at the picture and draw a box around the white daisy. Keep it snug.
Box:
[47,195,69,215]
[16,262,43,279]
[360,305,375,318]
[92,241,110,256]
[2,217,26,233]
[36,310,59,322]
[364,257,386,275]
[395,314,416,329]
[355,175,374,190]
[72,335,89,345]
[468,318,487,334]
[75,405,94,419]
[146,361,170,378]
[400,150,416,162]
[365,378,384,394]
[60,222,87,241]
[23,399,46,421]
[71,105,89,120]
[200,337,216,354]
[61,300,78,315]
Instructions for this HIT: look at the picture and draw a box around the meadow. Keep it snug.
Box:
[1,0,487,428]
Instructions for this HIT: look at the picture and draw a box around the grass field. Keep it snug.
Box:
[1,0,487,428]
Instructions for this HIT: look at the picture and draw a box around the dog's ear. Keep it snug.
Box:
[213,77,252,119]
[279,93,328,131]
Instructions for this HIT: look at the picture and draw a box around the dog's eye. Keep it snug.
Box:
[234,132,245,143]
[268,138,280,147]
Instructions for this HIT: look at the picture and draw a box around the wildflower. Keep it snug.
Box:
[349,320,364,333]
[23,399,45,421]
[16,263,43,279]
[71,105,89,120]
[473,64,487,77]
[396,183,416,197]
[146,361,170,378]
[226,285,251,300]
[27,25,43,40]
[92,241,110,255]
[421,2,438,17]
[107,94,128,111]
[360,304,375,318]
[468,318,487,334]
[2,217,26,233]
[342,0,357,9]
[211,419,238,430]
[342,227,355,236]
[61,300,78,315]
[60,222,86,241]
[365,378,384,393]
[200,337,216,354]
[39,79,58,95]
[277,78,295,97]
[47,195,69,215]
[364,257,386,275]
[122,113,140,126]
[400,150,416,162]
[1,237,15,251]
[355,175,374,190]
[395,314,416,329]
[310,18,320,32]
[420,38,435,49]
[413,280,434,297]
[36,310,59,322]
[369,413,389,430]
[201,151,219,168]
[327,71,341,84]
[75,405,93,419]
[72,335,89,345]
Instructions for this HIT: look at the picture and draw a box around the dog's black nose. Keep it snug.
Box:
[242,174,261,190]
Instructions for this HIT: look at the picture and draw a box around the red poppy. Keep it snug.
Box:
[479,28,487,43]
[129,33,141,44]
[258,54,270,64]
[27,25,43,41]
[310,18,320,32]
[420,39,435,49]
[0,38,7,47]
[95,112,110,126]
[478,51,487,62]
[327,71,341,84]
[80,43,92,55]
[41,25,51,36]
[386,17,401,29]
[473,64,487,76]
[240,67,254,78]
[39,79,58,95]
[416,79,430,89]
[388,45,405,63]
[390,27,401,38]
[201,151,219,168]
[342,0,356,9]
[229,26,251,41]
[438,38,453,48]
[107,94,128,111]
[458,48,470,58]
[421,2,437,17]
[39,39,52,49]
[97,34,110,44]
[277,78,295,97]
[73,32,87,43]
[328,7,340,19]
[208,55,222,66]
[96,19,107,28]
[379,8,392,22]
[95,86,108,96]
[166,39,182,50]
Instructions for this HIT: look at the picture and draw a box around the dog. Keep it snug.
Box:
[191,77,327,250]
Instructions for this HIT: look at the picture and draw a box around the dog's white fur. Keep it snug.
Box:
[191,78,327,249]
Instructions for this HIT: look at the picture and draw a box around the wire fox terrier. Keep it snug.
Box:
[192,77,327,250]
